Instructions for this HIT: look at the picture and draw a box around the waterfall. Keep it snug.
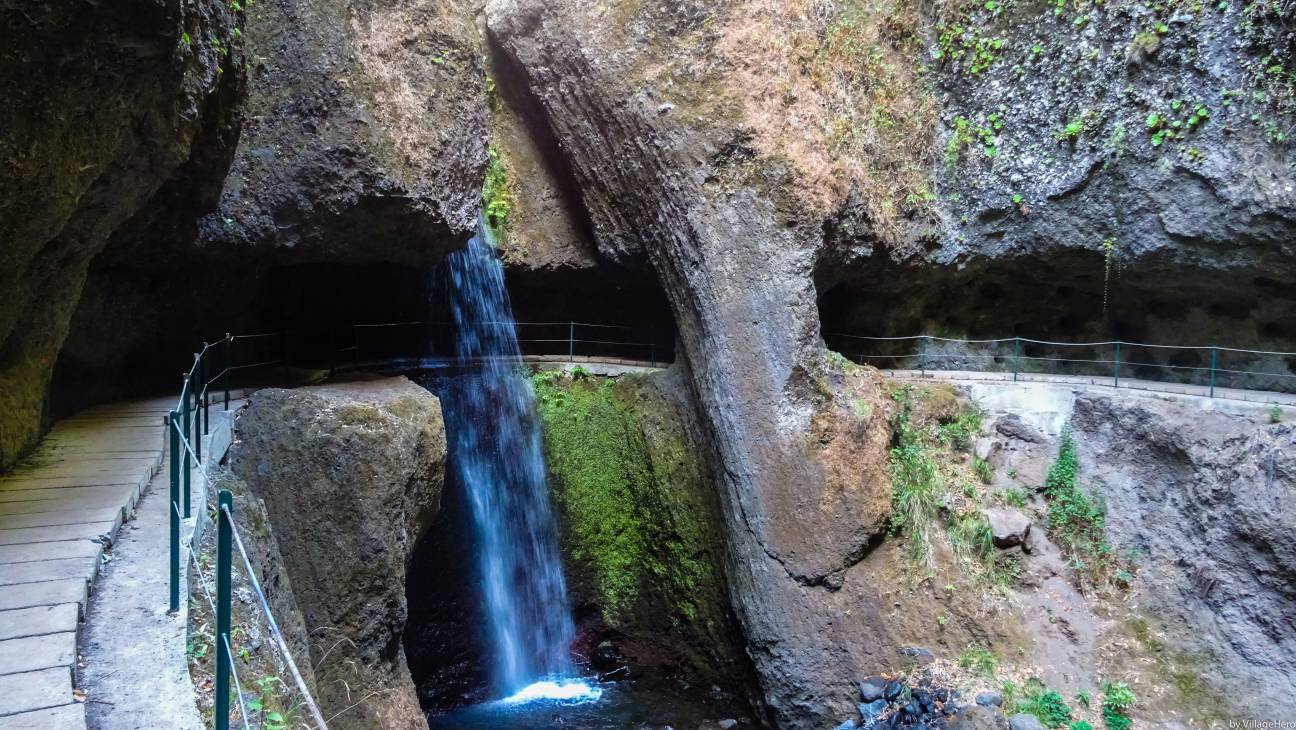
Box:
[438,216,595,702]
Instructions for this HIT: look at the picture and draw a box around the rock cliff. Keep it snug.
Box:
[229,375,447,729]
[0,0,244,469]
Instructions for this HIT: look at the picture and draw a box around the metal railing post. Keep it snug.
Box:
[182,374,192,519]
[1209,347,1217,398]
[168,412,180,613]
[215,490,233,730]
[191,355,202,465]
[919,336,927,376]
[1013,337,1021,381]
[353,325,360,371]
[569,321,575,362]
[224,334,232,411]
[1114,341,1122,388]
[201,343,210,436]
[650,343,656,368]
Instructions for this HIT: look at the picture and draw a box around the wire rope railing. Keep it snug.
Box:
[822,332,1296,399]
[165,319,671,729]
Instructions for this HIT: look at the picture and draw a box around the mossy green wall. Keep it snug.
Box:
[531,368,744,682]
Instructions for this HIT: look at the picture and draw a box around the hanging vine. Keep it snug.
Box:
[1101,236,1119,315]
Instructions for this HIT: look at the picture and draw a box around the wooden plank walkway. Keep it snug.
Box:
[0,397,172,728]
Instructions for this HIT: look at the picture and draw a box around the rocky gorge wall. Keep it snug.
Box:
[0,0,244,469]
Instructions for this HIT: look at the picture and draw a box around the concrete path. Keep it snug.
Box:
[0,398,173,727]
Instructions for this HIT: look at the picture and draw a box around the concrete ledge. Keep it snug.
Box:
[0,581,89,614]
[0,666,72,717]
[0,604,79,641]
[0,702,84,729]
[0,632,76,674]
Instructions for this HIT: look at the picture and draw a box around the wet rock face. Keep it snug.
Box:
[0,0,243,469]
[1071,395,1296,707]
[205,0,488,264]
[229,375,447,729]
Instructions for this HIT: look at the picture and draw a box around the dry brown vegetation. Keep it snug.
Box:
[708,0,940,251]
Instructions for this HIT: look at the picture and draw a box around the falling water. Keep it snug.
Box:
[439,216,596,703]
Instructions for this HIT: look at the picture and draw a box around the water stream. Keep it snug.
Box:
[437,217,597,703]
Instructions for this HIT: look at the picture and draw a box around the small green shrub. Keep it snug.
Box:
[1023,689,1072,727]
[1102,681,1136,730]
[888,391,943,565]
[973,455,994,484]
[1270,404,1283,423]
[1002,486,1028,508]
[950,513,994,561]
[482,144,513,232]
[1044,430,1079,495]
[958,645,999,676]
[1071,722,1094,730]
[939,407,983,450]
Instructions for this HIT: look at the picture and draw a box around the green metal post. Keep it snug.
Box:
[224,334,231,411]
[201,343,210,436]
[215,490,233,730]
[1013,337,1021,382]
[1209,347,1217,398]
[1114,342,1122,388]
[182,375,192,519]
[569,322,575,362]
[168,412,180,613]
[191,355,202,464]
[919,336,927,375]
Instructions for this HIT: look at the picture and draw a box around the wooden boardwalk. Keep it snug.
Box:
[0,397,172,728]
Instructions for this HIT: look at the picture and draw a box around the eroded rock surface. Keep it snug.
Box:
[0,0,244,468]
[1072,394,1296,707]
[230,375,447,729]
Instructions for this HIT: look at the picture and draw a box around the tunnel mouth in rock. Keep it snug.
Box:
[816,252,1296,393]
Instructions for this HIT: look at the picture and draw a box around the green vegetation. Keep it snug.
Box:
[950,512,994,562]
[482,144,513,233]
[1102,681,1136,730]
[1042,428,1127,589]
[945,113,1003,166]
[973,455,994,484]
[939,406,983,449]
[1270,404,1283,423]
[1023,689,1073,727]
[1001,486,1028,508]
[530,370,732,664]
[888,386,1016,585]
[958,644,999,676]
[1146,101,1211,147]
[936,24,1007,74]
[1239,0,1296,143]
[889,399,943,565]
[1071,722,1094,730]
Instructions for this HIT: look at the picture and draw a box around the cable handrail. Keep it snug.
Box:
[223,503,330,730]
[824,331,1296,356]
[169,357,328,729]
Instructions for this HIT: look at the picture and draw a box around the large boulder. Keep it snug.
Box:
[229,375,446,729]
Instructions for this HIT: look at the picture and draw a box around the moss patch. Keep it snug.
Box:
[531,369,740,679]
